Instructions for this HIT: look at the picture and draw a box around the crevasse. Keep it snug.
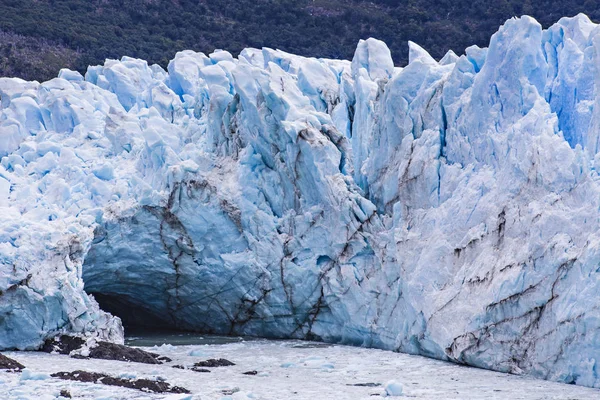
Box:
[2,13,600,388]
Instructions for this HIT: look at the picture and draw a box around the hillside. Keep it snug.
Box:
[0,0,598,81]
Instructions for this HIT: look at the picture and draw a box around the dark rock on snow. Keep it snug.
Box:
[0,353,25,371]
[194,358,235,367]
[243,370,258,375]
[86,342,162,364]
[172,364,211,372]
[41,335,166,364]
[51,370,190,394]
[41,335,85,355]
[59,389,72,398]
[348,382,382,387]
[191,367,211,373]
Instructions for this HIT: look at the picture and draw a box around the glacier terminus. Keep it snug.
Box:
[2,13,600,389]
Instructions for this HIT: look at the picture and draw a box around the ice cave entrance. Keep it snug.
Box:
[79,178,267,336]
[80,212,191,331]
[86,292,171,329]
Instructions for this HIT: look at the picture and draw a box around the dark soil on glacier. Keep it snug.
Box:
[42,335,171,364]
[51,370,190,394]
[0,353,25,371]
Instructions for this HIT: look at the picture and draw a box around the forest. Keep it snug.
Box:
[0,0,598,81]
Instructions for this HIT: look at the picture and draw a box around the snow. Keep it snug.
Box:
[2,339,600,399]
[3,12,600,390]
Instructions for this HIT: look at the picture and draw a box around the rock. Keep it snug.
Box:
[0,353,24,371]
[172,363,212,372]
[42,335,166,364]
[41,335,85,355]
[191,367,211,373]
[51,370,190,394]
[59,389,71,398]
[194,358,235,367]
[348,383,381,387]
[222,387,240,395]
[85,341,162,364]
[243,370,258,375]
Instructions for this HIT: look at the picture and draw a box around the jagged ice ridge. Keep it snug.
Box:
[2,13,600,388]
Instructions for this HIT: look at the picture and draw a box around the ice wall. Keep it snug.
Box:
[2,13,600,388]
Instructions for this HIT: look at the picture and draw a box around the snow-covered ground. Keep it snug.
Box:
[2,339,599,399]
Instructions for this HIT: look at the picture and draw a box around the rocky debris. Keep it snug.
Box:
[156,355,172,363]
[41,335,166,364]
[59,389,72,398]
[51,370,190,394]
[41,335,85,355]
[86,342,162,364]
[191,367,211,373]
[172,364,211,372]
[243,370,258,375]
[0,353,25,371]
[222,387,240,395]
[347,383,381,387]
[194,358,235,367]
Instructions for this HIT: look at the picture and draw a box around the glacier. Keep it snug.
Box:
[2,12,600,388]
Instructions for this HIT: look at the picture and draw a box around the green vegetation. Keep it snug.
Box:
[0,0,598,81]
[0,31,80,81]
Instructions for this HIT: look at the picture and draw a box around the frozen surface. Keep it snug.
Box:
[3,12,600,389]
[2,339,600,399]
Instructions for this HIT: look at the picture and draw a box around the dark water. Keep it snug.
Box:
[124,327,335,348]
[124,327,258,347]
